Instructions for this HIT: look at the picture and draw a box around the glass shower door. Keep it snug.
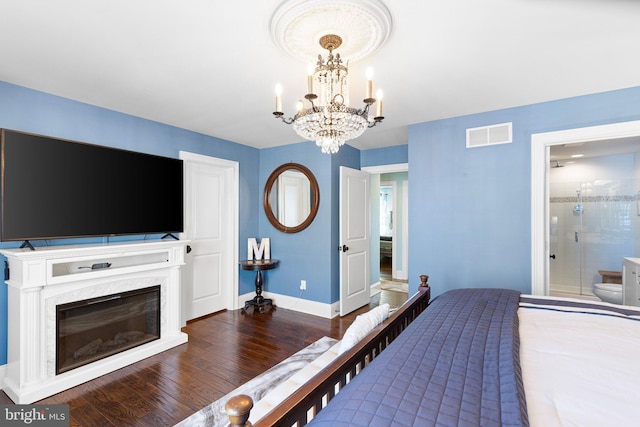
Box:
[549,184,584,295]
[549,179,636,297]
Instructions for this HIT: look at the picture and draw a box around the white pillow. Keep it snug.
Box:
[338,303,390,354]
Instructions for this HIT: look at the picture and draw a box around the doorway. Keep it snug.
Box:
[548,144,638,298]
[362,163,409,285]
[531,120,640,296]
[379,182,394,280]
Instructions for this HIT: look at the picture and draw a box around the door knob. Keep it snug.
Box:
[550,254,556,259]
[186,245,192,254]
[339,245,349,252]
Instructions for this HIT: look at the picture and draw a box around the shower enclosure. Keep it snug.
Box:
[549,176,637,297]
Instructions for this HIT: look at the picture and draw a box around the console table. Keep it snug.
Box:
[239,259,279,314]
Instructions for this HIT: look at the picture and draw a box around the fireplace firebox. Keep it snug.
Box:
[56,285,161,374]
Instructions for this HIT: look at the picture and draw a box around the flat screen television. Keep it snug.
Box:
[1,129,183,245]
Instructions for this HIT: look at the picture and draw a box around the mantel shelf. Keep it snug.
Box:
[0,239,189,289]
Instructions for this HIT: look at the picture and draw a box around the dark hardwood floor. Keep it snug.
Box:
[0,302,377,426]
[380,255,392,280]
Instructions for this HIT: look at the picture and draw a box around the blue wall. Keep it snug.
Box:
[258,142,333,302]
[258,142,360,304]
[361,144,408,167]
[407,86,640,297]
[0,81,261,365]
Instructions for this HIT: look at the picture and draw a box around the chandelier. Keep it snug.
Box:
[273,34,384,154]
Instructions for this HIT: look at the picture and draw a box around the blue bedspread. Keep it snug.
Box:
[309,288,529,426]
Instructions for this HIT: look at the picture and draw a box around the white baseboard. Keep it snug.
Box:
[238,283,383,319]
[0,364,6,392]
[238,292,340,319]
[394,270,408,281]
[550,283,595,296]
[370,282,381,296]
[239,291,340,319]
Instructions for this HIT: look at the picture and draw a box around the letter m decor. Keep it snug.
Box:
[248,238,270,260]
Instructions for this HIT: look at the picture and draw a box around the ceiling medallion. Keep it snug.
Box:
[269,0,392,63]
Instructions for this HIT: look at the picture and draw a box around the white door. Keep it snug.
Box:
[340,166,371,316]
[180,151,238,323]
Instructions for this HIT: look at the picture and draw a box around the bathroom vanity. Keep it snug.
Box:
[623,258,640,307]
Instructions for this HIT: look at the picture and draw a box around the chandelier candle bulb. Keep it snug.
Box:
[376,89,383,117]
[307,75,314,94]
[275,84,283,113]
[365,67,374,99]
[307,63,315,94]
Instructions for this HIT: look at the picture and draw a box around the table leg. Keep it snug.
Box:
[254,270,264,303]
[241,269,275,314]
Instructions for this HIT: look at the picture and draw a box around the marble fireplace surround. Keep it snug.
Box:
[0,240,188,404]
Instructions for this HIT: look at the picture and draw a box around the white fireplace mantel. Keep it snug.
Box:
[0,239,189,404]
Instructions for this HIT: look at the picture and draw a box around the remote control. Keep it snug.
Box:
[91,262,112,270]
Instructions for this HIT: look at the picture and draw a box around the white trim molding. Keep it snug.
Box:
[531,120,640,296]
[362,163,408,175]
[0,364,6,391]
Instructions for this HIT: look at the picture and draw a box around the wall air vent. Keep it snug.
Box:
[466,122,512,148]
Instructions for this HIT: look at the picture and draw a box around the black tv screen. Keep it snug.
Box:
[1,129,183,242]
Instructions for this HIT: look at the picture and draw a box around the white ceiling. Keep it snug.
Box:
[1,0,640,151]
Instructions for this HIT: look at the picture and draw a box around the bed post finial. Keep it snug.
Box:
[226,394,253,427]
[419,275,430,301]
[419,275,429,288]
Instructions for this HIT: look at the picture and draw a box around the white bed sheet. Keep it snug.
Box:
[519,297,640,426]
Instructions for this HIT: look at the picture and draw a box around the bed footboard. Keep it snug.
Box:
[226,275,431,427]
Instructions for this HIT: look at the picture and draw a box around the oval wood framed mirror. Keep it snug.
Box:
[263,163,320,233]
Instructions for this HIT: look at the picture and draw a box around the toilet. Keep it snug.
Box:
[593,283,623,304]
[592,270,623,304]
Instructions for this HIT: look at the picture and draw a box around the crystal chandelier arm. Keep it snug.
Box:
[356,102,376,119]
[305,93,317,109]
[273,112,295,124]
[368,116,384,128]
[357,102,371,116]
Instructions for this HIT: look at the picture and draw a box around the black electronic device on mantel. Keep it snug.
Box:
[0,129,184,245]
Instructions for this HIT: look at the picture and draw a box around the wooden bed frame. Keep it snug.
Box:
[225,275,431,427]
